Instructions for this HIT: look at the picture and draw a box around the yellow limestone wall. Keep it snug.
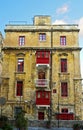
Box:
[0,16,82,120]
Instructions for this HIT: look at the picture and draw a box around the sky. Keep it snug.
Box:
[0,0,83,78]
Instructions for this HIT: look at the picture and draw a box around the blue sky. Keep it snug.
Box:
[0,0,83,78]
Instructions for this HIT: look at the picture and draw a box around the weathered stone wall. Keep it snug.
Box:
[1,16,82,120]
[28,120,83,128]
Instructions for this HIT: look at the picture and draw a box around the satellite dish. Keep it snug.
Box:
[0,97,6,105]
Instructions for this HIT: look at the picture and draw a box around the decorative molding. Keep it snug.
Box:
[58,53,68,56]
[16,52,25,56]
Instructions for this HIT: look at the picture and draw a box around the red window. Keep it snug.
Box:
[61,82,68,97]
[37,91,50,99]
[37,52,46,58]
[38,112,44,120]
[19,36,25,46]
[61,59,67,72]
[37,52,40,58]
[16,81,23,96]
[39,33,46,41]
[17,58,24,72]
[45,52,49,58]
[42,52,44,57]
[61,108,68,113]
[60,36,66,45]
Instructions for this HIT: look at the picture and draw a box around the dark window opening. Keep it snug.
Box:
[17,58,24,72]
[16,81,23,96]
[61,82,68,97]
[61,59,67,72]
[61,108,68,113]
[38,112,44,120]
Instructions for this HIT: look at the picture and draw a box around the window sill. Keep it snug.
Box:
[14,71,26,74]
[58,72,70,75]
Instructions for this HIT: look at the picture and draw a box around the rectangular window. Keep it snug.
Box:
[46,93,49,98]
[38,71,45,79]
[45,52,49,58]
[14,107,22,116]
[17,58,24,72]
[60,36,66,45]
[61,82,68,97]
[61,59,67,72]
[42,52,44,58]
[19,36,25,46]
[61,108,68,113]
[16,81,23,96]
[37,52,40,58]
[39,33,46,41]
[38,92,41,98]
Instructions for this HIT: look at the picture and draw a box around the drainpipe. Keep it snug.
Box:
[49,26,53,126]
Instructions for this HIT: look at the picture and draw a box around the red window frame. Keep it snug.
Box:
[60,36,66,45]
[39,33,46,41]
[19,36,25,46]
[61,59,67,72]
[37,91,50,99]
[16,81,23,96]
[45,52,49,58]
[37,52,40,58]
[17,58,24,72]
[61,82,68,97]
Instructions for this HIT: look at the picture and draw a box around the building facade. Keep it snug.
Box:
[0,16,82,120]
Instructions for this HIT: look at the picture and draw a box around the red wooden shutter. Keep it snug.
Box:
[17,81,23,96]
[61,59,67,72]
[61,82,68,96]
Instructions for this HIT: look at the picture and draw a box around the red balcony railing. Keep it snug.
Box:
[36,98,50,106]
[56,113,74,120]
[35,79,49,87]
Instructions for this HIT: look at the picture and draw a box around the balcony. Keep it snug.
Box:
[56,113,74,120]
[35,79,49,87]
[36,91,50,108]
[36,51,50,67]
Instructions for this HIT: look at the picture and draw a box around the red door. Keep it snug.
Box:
[38,112,44,120]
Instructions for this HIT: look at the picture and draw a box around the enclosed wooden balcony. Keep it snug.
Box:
[36,51,50,67]
[36,91,50,107]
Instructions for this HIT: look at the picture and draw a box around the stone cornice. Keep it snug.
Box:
[4,24,79,32]
[2,47,82,51]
